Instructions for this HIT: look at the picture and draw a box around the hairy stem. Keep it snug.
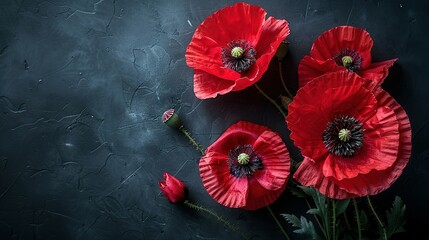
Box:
[366,196,387,240]
[179,126,204,155]
[325,200,331,240]
[184,200,248,240]
[343,212,351,230]
[267,206,291,240]
[278,61,294,99]
[255,84,287,118]
[353,199,362,240]
[332,200,336,240]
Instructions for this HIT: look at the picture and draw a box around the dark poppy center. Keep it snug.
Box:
[333,49,362,72]
[322,115,364,158]
[221,40,256,73]
[228,145,263,178]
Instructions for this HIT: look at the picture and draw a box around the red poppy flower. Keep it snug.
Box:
[185,2,290,99]
[159,173,189,204]
[199,121,290,210]
[298,26,398,88]
[286,71,411,199]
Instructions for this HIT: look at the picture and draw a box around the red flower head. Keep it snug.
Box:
[298,26,398,88]
[199,121,290,210]
[286,71,411,199]
[186,2,290,99]
[159,173,189,204]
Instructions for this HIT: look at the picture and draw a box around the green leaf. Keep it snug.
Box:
[307,208,321,216]
[298,186,329,238]
[385,196,406,238]
[335,199,350,217]
[282,214,321,240]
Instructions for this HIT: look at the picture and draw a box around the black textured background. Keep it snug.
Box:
[0,0,428,239]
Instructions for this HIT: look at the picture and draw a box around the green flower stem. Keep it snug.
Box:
[366,196,387,240]
[184,200,248,240]
[343,212,351,230]
[179,125,204,155]
[353,199,362,240]
[267,206,291,240]
[332,200,336,240]
[325,200,331,240]
[255,84,287,118]
[278,61,294,99]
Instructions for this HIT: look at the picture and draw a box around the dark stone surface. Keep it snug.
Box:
[0,0,428,239]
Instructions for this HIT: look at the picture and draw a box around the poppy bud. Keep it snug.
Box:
[162,109,182,129]
[158,173,188,204]
[280,95,293,109]
[275,40,289,61]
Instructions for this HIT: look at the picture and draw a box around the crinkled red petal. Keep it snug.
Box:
[193,64,262,99]
[310,26,373,69]
[322,106,400,180]
[232,63,261,91]
[205,121,269,155]
[293,157,358,199]
[255,16,290,78]
[287,71,378,162]
[200,2,266,46]
[298,56,344,88]
[186,35,240,81]
[332,88,411,196]
[193,69,236,99]
[199,151,249,208]
[185,2,266,80]
[287,102,329,162]
[252,130,290,191]
[243,177,287,210]
[359,58,398,85]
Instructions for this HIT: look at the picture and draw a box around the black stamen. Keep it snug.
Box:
[322,115,364,158]
[333,49,363,72]
[228,145,263,178]
[221,40,256,73]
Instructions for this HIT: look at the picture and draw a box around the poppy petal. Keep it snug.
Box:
[198,2,266,47]
[288,71,378,162]
[310,26,373,69]
[185,2,266,80]
[255,16,290,77]
[298,56,343,88]
[333,88,412,196]
[243,178,287,210]
[193,69,236,99]
[359,58,398,85]
[322,106,400,180]
[319,78,377,122]
[293,157,358,199]
[193,65,263,99]
[233,63,261,91]
[186,38,240,81]
[199,151,249,208]
[205,121,269,155]
[287,102,329,162]
[252,130,290,190]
